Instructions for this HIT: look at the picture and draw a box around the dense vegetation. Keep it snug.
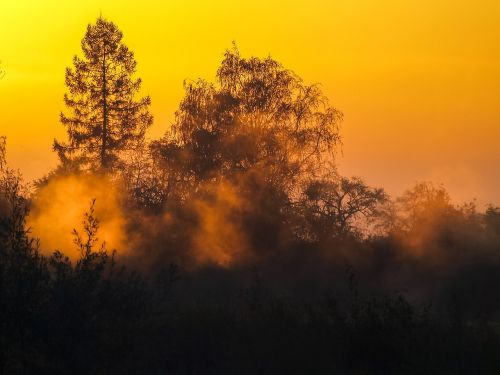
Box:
[1,18,500,374]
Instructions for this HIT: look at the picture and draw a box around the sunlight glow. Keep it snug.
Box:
[1,0,499,204]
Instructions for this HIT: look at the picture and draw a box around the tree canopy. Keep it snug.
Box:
[149,45,342,206]
[54,17,152,173]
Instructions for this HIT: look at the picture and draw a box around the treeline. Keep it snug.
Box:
[1,17,500,373]
[1,174,499,373]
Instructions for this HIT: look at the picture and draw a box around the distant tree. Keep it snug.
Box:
[300,176,387,240]
[387,182,486,256]
[394,182,455,233]
[485,205,500,236]
[54,17,153,172]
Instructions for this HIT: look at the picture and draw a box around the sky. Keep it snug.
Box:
[0,0,499,207]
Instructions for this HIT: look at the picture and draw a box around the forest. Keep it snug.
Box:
[1,17,500,374]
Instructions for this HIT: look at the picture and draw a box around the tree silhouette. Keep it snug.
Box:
[300,176,387,240]
[394,182,455,233]
[0,137,6,171]
[150,44,342,207]
[54,17,153,172]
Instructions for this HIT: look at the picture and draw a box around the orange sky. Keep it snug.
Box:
[1,0,499,206]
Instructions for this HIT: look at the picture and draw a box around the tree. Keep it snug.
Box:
[54,17,153,172]
[0,136,6,171]
[300,176,387,240]
[150,44,342,203]
[393,182,455,233]
[485,205,500,237]
[388,182,481,256]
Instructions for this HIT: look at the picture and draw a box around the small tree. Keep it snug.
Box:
[54,17,153,172]
[300,176,387,240]
[394,182,455,233]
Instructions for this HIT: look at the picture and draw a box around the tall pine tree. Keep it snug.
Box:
[54,17,153,172]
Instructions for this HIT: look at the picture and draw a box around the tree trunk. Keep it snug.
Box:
[101,49,108,170]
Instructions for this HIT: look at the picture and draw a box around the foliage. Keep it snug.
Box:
[300,176,388,240]
[0,143,48,372]
[54,17,153,172]
[149,44,342,206]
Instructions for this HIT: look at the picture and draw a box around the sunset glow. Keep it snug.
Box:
[1,0,499,205]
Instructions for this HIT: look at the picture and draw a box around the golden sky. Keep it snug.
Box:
[1,0,499,206]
